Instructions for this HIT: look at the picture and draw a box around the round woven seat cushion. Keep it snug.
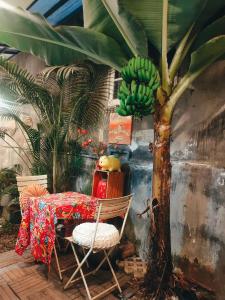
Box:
[72,222,120,249]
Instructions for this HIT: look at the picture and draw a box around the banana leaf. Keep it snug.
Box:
[170,35,225,105]
[84,0,225,54]
[123,0,208,53]
[188,36,225,75]
[84,0,205,53]
[102,0,148,57]
[83,0,131,57]
[84,0,148,57]
[195,0,225,28]
[0,2,128,70]
[191,15,225,51]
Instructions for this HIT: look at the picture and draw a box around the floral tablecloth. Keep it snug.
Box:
[15,192,98,265]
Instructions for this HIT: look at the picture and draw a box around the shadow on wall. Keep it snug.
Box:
[128,162,153,260]
[171,162,225,299]
[193,104,225,167]
[171,61,225,165]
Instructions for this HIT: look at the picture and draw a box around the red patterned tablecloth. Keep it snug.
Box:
[15,192,98,265]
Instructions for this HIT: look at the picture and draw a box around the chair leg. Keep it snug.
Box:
[103,249,122,294]
[73,245,92,300]
[92,247,115,274]
[82,246,90,268]
[64,242,92,291]
[53,245,63,281]
[64,239,70,252]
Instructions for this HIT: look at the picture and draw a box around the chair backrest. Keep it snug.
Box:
[94,194,133,239]
[16,175,48,193]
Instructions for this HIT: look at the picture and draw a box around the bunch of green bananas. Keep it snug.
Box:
[116,57,160,119]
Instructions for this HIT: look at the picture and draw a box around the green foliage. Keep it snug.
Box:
[121,0,204,54]
[191,15,225,52]
[0,60,108,192]
[83,0,131,54]
[1,220,16,233]
[0,1,224,114]
[80,182,92,196]
[0,166,19,199]
[3,184,18,200]
[83,0,225,61]
[0,3,128,70]
[169,36,225,113]
[99,0,148,57]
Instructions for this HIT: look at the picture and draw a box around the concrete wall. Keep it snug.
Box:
[170,61,225,299]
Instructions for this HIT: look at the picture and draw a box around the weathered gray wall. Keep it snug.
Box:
[170,61,225,299]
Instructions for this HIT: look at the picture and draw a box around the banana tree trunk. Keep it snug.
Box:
[145,111,173,294]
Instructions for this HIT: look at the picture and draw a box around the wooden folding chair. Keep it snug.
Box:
[16,174,48,194]
[64,194,133,300]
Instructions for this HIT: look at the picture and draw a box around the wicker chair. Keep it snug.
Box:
[64,194,133,300]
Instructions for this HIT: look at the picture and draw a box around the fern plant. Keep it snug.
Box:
[0,59,109,192]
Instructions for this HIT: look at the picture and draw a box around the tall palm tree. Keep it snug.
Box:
[0,0,224,297]
[0,58,109,192]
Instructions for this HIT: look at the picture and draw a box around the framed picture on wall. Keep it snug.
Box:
[108,113,132,145]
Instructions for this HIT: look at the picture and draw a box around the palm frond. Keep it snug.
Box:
[0,129,32,170]
[0,57,35,94]
[0,57,54,127]
[41,64,92,81]
[0,109,40,160]
[0,60,110,192]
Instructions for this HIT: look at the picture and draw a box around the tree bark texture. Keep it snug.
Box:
[145,111,173,296]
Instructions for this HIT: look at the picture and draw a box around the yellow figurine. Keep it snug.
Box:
[99,155,121,172]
